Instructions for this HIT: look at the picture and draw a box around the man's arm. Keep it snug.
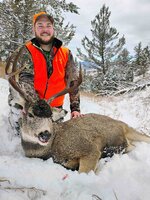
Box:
[65,50,81,114]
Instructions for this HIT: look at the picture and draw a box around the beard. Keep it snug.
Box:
[35,34,54,45]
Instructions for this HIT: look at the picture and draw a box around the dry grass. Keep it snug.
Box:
[81,90,116,103]
[81,91,103,102]
[0,61,6,79]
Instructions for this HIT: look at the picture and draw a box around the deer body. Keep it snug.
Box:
[21,113,150,173]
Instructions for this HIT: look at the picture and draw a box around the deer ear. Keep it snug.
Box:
[32,99,52,118]
[51,108,68,122]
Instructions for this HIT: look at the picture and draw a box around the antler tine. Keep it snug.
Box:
[9,77,33,103]
[6,66,26,78]
[47,64,82,104]
[6,66,32,103]
[5,48,33,104]
[5,46,25,77]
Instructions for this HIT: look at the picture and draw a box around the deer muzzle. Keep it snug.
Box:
[38,130,51,143]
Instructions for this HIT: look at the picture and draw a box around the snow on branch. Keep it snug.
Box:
[113,82,150,96]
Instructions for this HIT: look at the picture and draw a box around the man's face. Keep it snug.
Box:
[34,17,54,45]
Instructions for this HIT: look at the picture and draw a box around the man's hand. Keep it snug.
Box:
[71,111,84,119]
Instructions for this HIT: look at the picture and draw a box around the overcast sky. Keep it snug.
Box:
[65,0,150,56]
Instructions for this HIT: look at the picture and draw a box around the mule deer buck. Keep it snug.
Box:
[6,65,150,173]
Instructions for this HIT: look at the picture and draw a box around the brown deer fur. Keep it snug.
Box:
[20,113,150,173]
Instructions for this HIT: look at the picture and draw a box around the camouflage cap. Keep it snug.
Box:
[33,12,54,25]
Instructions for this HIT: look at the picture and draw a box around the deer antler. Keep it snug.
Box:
[5,46,25,77]
[47,65,82,104]
[9,78,33,103]
[5,47,33,103]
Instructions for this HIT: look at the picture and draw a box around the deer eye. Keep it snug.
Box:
[28,113,34,118]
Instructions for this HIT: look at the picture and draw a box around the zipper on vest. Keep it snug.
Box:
[32,43,54,78]
[43,81,48,98]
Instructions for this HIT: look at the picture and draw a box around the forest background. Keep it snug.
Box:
[0,0,150,95]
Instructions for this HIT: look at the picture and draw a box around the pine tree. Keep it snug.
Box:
[77,4,125,94]
[115,48,133,82]
[0,0,37,60]
[77,4,125,75]
[0,0,79,61]
[133,43,150,77]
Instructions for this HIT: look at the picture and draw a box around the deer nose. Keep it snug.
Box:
[38,130,51,143]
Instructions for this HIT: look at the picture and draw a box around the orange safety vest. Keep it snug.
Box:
[26,41,69,107]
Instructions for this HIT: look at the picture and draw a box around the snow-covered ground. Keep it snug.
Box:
[0,78,150,200]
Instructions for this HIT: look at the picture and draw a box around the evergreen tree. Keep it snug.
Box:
[0,0,37,60]
[77,4,126,94]
[134,42,142,67]
[0,0,79,61]
[117,48,131,67]
[115,48,133,82]
[133,43,150,77]
[77,4,125,75]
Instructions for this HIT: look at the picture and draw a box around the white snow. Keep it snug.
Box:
[0,78,150,200]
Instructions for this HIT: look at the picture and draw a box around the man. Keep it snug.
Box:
[6,11,82,134]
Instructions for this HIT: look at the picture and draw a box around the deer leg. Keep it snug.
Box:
[79,151,101,173]
[126,144,136,152]
[125,138,136,153]
[63,159,79,170]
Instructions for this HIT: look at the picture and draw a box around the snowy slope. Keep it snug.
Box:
[0,78,150,200]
